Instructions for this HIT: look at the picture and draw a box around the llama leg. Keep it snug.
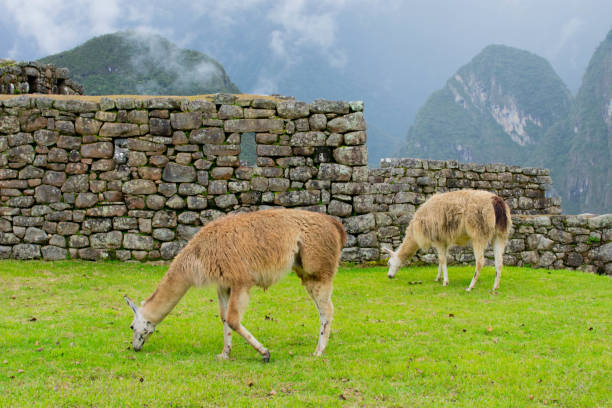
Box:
[436,247,449,286]
[435,262,442,282]
[493,239,506,291]
[226,286,270,362]
[467,242,486,291]
[304,279,334,357]
[216,286,232,360]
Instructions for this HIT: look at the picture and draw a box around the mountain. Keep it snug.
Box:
[38,31,239,95]
[562,30,612,214]
[400,45,572,167]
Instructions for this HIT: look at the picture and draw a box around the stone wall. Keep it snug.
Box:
[0,61,83,95]
[0,94,609,275]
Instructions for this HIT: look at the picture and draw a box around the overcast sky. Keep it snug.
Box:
[1,0,610,152]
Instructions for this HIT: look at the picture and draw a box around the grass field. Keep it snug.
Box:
[1,261,610,407]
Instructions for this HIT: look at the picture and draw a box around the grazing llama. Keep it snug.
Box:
[125,209,346,362]
[384,189,511,291]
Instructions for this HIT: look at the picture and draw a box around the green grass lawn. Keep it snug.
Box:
[1,261,610,407]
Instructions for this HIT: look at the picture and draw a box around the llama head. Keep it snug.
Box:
[382,247,402,279]
[124,295,155,351]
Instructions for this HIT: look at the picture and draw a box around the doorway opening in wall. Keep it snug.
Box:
[27,75,37,93]
[56,79,66,94]
[239,132,257,166]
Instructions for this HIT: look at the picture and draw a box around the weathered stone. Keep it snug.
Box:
[123,234,154,250]
[122,180,157,195]
[189,128,224,144]
[224,119,284,133]
[69,235,89,248]
[344,131,366,145]
[273,190,319,207]
[42,245,67,260]
[150,118,172,136]
[54,99,98,113]
[99,122,140,137]
[62,174,89,193]
[8,145,35,163]
[152,211,177,228]
[214,194,239,209]
[598,243,612,263]
[318,163,352,181]
[211,167,234,180]
[187,196,208,210]
[146,195,166,210]
[162,163,196,182]
[310,99,349,114]
[277,101,309,119]
[78,248,110,261]
[177,224,201,241]
[218,105,244,120]
[75,117,102,135]
[7,196,35,208]
[13,244,41,260]
[42,170,66,187]
[35,185,61,203]
[86,205,127,217]
[33,129,58,146]
[57,222,79,235]
[166,195,186,209]
[170,112,202,129]
[113,217,138,230]
[268,178,290,192]
[202,144,240,156]
[81,142,113,158]
[309,114,327,130]
[0,116,20,134]
[161,241,187,259]
[256,145,292,157]
[126,139,165,153]
[328,200,352,217]
[344,214,375,234]
[24,227,48,244]
[91,231,123,249]
[178,183,206,196]
[289,166,313,181]
[153,228,176,241]
[333,146,368,165]
[57,135,81,149]
[290,131,326,146]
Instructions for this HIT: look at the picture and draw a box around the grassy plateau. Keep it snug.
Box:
[0,261,610,407]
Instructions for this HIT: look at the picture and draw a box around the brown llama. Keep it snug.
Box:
[124,208,346,362]
[383,189,511,291]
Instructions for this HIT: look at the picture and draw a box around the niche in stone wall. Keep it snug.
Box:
[239,132,257,166]
[27,75,38,93]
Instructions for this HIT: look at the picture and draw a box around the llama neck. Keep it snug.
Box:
[398,229,419,262]
[140,263,192,325]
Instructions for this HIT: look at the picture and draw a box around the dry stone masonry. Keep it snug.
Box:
[0,61,83,95]
[0,94,610,275]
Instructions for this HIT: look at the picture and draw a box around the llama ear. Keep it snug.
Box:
[382,247,395,256]
[124,295,139,314]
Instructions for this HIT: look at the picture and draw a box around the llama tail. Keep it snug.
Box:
[491,195,509,233]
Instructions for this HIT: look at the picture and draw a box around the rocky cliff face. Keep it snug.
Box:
[401,45,572,170]
[563,30,612,214]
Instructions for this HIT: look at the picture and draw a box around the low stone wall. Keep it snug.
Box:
[0,61,83,95]
[0,94,367,262]
[0,94,609,275]
[374,158,561,215]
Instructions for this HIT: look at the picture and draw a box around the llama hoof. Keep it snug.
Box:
[443,281,449,286]
[465,287,472,292]
[216,353,230,361]
[261,350,270,363]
